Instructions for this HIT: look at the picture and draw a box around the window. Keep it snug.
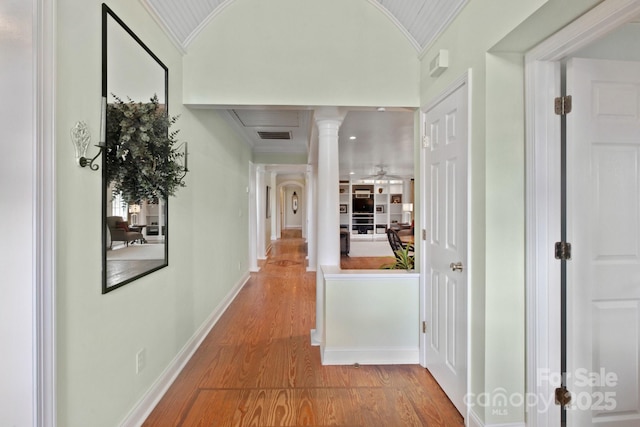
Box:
[112,192,128,219]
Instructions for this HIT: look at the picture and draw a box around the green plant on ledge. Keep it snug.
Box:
[382,245,415,270]
[106,94,186,204]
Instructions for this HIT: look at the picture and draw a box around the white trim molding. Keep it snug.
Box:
[467,409,484,427]
[524,1,640,426]
[524,56,562,427]
[467,409,526,427]
[321,347,419,365]
[35,0,57,424]
[119,272,250,427]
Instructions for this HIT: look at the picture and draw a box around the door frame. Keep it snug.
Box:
[525,1,640,425]
[276,181,305,237]
[419,70,472,419]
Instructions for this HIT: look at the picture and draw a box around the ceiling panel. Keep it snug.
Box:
[233,110,300,128]
[376,0,468,49]
[338,110,415,180]
[223,108,312,154]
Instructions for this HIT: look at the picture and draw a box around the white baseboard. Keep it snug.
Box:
[320,346,419,365]
[467,409,483,427]
[484,423,525,427]
[466,409,525,427]
[119,271,251,427]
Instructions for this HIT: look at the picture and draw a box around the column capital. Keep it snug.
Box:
[314,106,347,124]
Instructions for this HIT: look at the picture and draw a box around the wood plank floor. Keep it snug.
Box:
[143,230,463,426]
[340,255,395,270]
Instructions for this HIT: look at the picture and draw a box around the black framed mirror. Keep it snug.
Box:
[102,4,169,293]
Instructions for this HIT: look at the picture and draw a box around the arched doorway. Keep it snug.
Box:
[277,181,305,239]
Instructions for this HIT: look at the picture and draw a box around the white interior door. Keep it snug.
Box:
[566,57,640,427]
[422,80,468,416]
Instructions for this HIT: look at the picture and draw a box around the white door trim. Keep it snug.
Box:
[419,69,472,419]
[525,1,640,425]
[35,0,57,424]
[277,181,305,234]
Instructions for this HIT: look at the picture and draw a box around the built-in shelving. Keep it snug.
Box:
[339,179,409,241]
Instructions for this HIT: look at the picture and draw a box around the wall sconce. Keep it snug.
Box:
[292,191,298,214]
[71,97,106,171]
[178,142,189,180]
[128,204,141,225]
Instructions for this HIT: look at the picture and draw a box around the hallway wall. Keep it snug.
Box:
[418,0,602,424]
[183,0,420,108]
[283,186,303,229]
[56,1,250,425]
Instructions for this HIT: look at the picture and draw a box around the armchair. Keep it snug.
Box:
[106,216,144,249]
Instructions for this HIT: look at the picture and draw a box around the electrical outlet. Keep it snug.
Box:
[136,348,146,374]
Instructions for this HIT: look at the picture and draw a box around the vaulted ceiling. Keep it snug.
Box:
[142,0,468,53]
[141,0,468,179]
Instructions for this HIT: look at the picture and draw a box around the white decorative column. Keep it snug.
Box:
[270,172,277,242]
[248,162,259,272]
[256,165,267,260]
[306,165,317,271]
[311,116,343,346]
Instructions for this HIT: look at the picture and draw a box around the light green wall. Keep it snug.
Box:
[56,1,250,425]
[183,0,420,107]
[253,152,308,164]
[419,0,600,424]
[573,22,640,61]
[484,52,526,423]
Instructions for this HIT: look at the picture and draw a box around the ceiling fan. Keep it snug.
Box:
[361,164,403,180]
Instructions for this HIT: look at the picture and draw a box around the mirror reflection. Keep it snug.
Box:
[102,4,169,293]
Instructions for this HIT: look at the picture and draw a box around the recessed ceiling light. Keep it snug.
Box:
[349,171,355,175]
[349,136,356,140]
[377,107,386,112]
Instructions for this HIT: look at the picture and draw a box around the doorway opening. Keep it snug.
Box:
[526,2,640,426]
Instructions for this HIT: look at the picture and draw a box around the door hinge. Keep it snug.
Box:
[422,229,427,241]
[555,385,572,406]
[554,95,572,115]
[422,321,427,333]
[555,241,572,260]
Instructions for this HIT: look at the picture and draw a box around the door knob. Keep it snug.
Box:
[450,262,463,272]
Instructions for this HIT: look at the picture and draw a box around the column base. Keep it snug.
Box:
[310,329,321,346]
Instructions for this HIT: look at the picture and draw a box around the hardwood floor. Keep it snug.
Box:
[340,255,395,270]
[143,230,463,426]
[105,259,166,286]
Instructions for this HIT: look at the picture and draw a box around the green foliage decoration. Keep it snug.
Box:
[106,94,186,204]
[382,245,415,270]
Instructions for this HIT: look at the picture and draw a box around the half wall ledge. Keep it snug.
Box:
[320,265,420,365]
